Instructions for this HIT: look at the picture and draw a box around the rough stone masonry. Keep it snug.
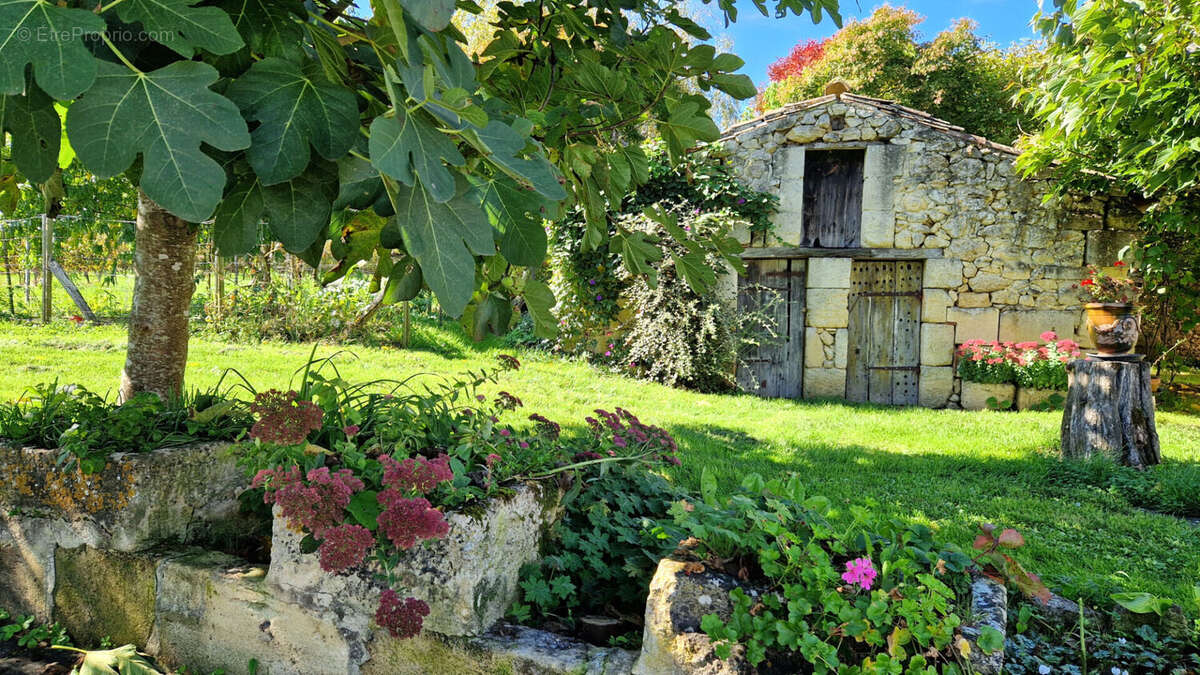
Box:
[718,93,1139,407]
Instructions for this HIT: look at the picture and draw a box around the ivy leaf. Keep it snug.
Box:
[261,161,337,252]
[227,58,359,185]
[66,60,251,222]
[386,179,491,317]
[480,175,552,267]
[523,278,557,338]
[114,0,244,57]
[0,85,59,183]
[0,0,105,99]
[212,177,263,255]
[397,0,455,32]
[658,100,720,161]
[474,121,566,200]
[370,107,464,203]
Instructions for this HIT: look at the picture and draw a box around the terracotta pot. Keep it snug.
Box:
[1084,302,1139,355]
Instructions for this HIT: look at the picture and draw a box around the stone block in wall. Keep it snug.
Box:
[957,292,990,308]
[920,323,955,367]
[997,309,1079,343]
[54,546,161,648]
[803,368,846,399]
[1085,230,1137,266]
[1105,206,1142,231]
[862,145,897,235]
[634,559,748,675]
[0,442,246,553]
[860,209,895,248]
[806,258,852,289]
[268,482,562,638]
[778,144,805,180]
[805,288,850,328]
[804,328,824,369]
[918,366,954,408]
[947,307,1000,343]
[151,551,355,675]
[924,259,963,289]
[960,382,1015,411]
[922,289,951,323]
[1074,309,1093,348]
[770,208,803,246]
[967,272,1008,293]
[834,328,849,369]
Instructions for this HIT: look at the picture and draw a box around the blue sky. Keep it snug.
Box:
[711,1,1044,86]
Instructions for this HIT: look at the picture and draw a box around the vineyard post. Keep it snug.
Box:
[40,213,51,324]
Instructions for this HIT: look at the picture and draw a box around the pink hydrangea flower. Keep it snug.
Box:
[318,524,375,573]
[841,557,877,590]
[375,589,430,639]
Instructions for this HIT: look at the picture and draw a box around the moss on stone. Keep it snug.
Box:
[52,546,160,647]
[363,632,514,675]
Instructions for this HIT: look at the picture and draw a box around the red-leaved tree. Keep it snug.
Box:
[766,38,829,82]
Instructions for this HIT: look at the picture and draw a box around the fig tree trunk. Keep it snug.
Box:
[119,190,197,401]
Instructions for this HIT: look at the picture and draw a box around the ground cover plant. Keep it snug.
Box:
[0,318,1198,616]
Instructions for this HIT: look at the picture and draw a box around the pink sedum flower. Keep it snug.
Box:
[841,557,877,590]
[380,454,454,495]
[376,491,449,550]
[1040,331,1057,341]
[254,466,363,538]
[375,589,430,639]
[318,524,375,573]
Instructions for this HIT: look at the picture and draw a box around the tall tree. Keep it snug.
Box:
[0,0,841,399]
[1018,0,1200,334]
[754,5,1035,144]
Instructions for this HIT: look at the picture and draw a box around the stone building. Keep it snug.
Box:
[719,93,1139,407]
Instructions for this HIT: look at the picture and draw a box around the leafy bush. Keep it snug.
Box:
[510,410,687,640]
[202,277,404,343]
[676,471,980,672]
[549,142,776,358]
[0,381,251,473]
[619,209,777,392]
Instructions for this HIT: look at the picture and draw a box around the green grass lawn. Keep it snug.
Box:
[1,317,1199,611]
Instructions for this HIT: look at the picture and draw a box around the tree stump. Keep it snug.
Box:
[1060,358,1160,467]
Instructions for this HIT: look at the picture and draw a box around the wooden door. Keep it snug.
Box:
[737,259,805,398]
[846,261,922,405]
[802,149,865,248]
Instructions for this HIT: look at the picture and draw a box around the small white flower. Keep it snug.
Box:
[1038,665,1052,674]
[1117,637,1126,644]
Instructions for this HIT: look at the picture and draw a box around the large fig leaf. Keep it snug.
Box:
[479,175,552,267]
[369,107,464,203]
[0,84,59,183]
[66,60,251,222]
[114,0,243,57]
[0,0,105,99]
[227,58,358,185]
[474,120,565,200]
[385,179,490,317]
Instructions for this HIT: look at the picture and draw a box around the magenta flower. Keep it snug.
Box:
[254,466,363,538]
[380,454,454,495]
[841,557,877,590]
[318,524,375,573]
[343,424,360,438]
[375,589,430,639]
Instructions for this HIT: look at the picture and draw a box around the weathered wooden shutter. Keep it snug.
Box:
[802,149,865,248]
[846,260,922,405]
[737,259,805,398]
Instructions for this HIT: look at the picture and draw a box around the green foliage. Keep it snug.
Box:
[1019,0,1200,338]
[674,471,975,670]
[1047,456,1200,518]
[1005,619,1199,674]
[756,6,1035,144]
[512,460,686,636]
[549,142,776,360]
[0,608,72,649]
[620,208,777,392]
[3,0,823,335]
[0,381,251,473]
[68,643,165,675]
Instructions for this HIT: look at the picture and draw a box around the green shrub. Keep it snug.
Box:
[0,381,250,473]
[676,471,978,671]
[510,413,686,640]
[202,277,393,343]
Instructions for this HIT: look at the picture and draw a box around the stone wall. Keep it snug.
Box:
[720,94,1139,407]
